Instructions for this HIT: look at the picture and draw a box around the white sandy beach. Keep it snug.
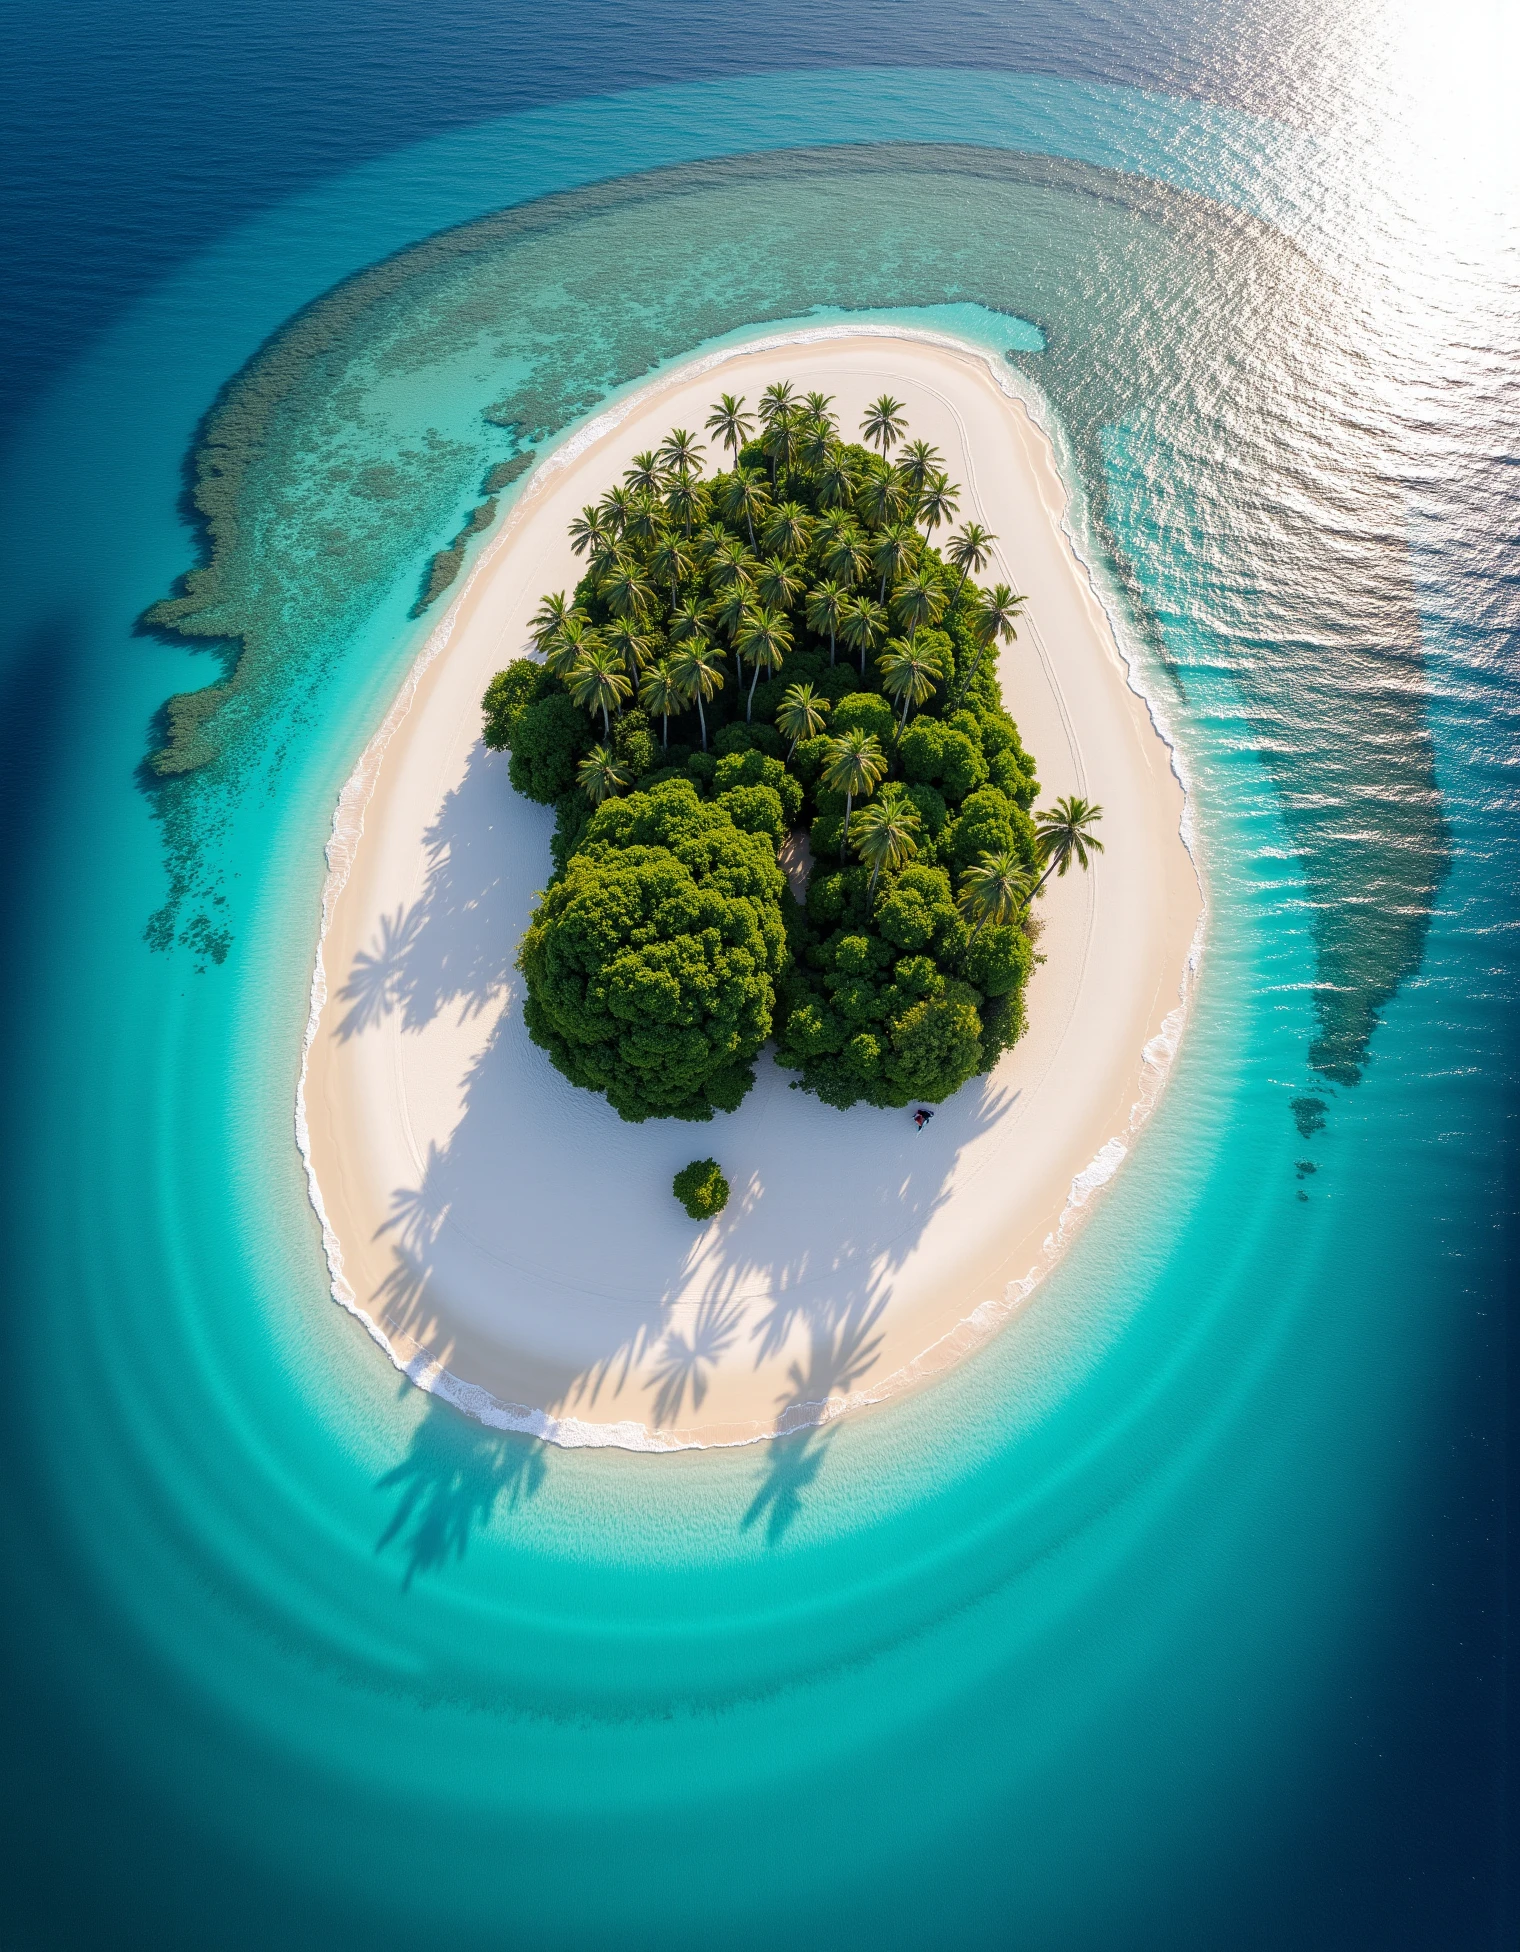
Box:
[299,331,1202,1448]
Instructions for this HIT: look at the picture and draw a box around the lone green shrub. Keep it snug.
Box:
[673,1158,730,1220]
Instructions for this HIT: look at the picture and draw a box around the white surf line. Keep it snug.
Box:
[295,321,1207,1452]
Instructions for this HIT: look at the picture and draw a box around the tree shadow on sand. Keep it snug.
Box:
[359,987,1011,1504]
[336,742,539,1040]
[375,1386,548,1588]
[337,742,1018,1543]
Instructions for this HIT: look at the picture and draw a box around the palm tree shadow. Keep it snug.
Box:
[375,1388,547,1587]
[742,1426,833,1544]
[336,742,1021,1474]
[648,1292,748,1429]
[336,903,426,1038]
[740,1297,887,1544]
[335,742,533,1042]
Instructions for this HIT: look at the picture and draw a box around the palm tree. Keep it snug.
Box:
[946,521,996,602]
[706,535,755,599]
[852,793,922,899]
[873,522,916,603]
[605,619,652,683]
[623,493,662,549]
[600,554,655,621]
[917,470,960,538]
[840,594,888,676]
[598,483,634,536]
[812,444,856,510]
[958,848,1032,942]
[756,557,805,613]
[798,414,835,472]
[776,681,828,756]
[651,532,695,608]
[861,394,908,457]
[821,728,888,859]
[624,449,663,495]
[668,641,725,750]
[953,581,1025,706]
[663,472,703,537]
[803,389,835,424]
[891,565,947,644]
[738,605,792,719]
[577,744,632,806]
[856,462,908,533]
[719,468,769,548]
[1032,797,1105,894]
[669,592,717,680]
[543,611,598,679]
[640,659,682,748]
[713,583,752,668]
[762,500,811,560]
[805,579,848,664]
[669,592,711,647]
[878,642,939,729]
[897,438,944,497]
[568,504,609,557]
[758,380,796,426]
[821,518,871,590]
[761,410,801,488]
[706,393,754,463]
[693,518,729,568]
[569,644,632,736]
[658,427,705,476]
[529,590,570,653]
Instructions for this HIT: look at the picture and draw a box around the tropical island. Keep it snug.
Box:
[298,332,1201,1447]
[480,381,1102,1128]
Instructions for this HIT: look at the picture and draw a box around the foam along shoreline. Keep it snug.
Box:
[298,329,1204,1450]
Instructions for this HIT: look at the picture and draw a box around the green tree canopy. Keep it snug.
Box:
[485,376,1051,1118]
[519,780,788,1122]
[673,1157,730,1220]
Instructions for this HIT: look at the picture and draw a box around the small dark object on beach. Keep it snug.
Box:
[913,1108,934,1131]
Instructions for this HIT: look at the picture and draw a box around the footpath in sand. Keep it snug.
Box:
[299,331,1203,1449]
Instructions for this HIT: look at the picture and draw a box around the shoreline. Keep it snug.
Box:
[297,325,1204,1451]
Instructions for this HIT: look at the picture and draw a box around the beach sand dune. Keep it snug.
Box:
[299,332,1202,1449]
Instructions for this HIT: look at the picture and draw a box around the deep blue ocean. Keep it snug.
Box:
[0,5,1515,1947]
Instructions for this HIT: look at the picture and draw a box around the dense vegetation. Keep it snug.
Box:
[487,380,1099,1121]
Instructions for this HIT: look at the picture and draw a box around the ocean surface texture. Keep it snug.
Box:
[0,5,1514,1947]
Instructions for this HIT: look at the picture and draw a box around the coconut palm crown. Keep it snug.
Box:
[775,681,829,755]
[822,727,888,859]
[861,394,908,456]
[1033,797,1105,891]
[958,848,1032,940]
[577,744,633,806]
[853,792,923,899]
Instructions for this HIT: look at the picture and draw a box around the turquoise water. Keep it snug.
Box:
[0,60,1513,1948]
